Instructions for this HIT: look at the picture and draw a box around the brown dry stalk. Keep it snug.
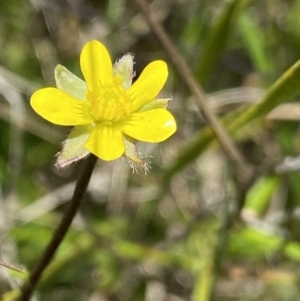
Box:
[132,0,246,169]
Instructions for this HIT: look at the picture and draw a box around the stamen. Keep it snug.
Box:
[87,79,132,122]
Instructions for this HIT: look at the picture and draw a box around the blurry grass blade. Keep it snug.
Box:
[179,2,204,50]
[286,0,300,43]
[284,242,300,262]
[229,227,283,257]
[287,173,300,206]
[39,235,94,288]
[2,290,21,301]
[238,11,269,73]
[113,240,192,269]
[196,0,252,82]
[267,103,300,121]
[165,58,300,181]
[0,259,24,273]
[107,0,125,22]
[163,127,214,182]
[192,262,214,301]
[229,58,300,132]
[243,175,280,216]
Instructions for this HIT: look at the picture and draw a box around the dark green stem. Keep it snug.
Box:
[19,154,98,301]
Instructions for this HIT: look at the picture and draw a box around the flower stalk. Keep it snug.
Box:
[19,154,98,301]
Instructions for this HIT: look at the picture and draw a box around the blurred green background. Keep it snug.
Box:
[1,0,300,300]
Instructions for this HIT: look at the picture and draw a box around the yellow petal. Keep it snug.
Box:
[121,109,176,142]
[80,40,113,91]
[128,60,168,111]
[85,125,124,161]
[30,88,93,126]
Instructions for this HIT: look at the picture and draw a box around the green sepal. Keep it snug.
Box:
[55,124,94,168]
[123,136,151,174]
[113,54,134,90]
[139,98,171,112]
[55,65,87,100]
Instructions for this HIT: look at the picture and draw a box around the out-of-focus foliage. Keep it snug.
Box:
[1,0,300,300]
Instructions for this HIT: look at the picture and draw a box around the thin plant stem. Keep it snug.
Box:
[132,0,248,171]
[19,154,98,301]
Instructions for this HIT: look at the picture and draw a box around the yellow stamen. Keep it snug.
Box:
[87,76,132,122]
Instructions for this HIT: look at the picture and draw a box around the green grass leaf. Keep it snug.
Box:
[196,0,253,83]
[165,58,300,180]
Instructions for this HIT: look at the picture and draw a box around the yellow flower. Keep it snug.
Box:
[31,40,176,169]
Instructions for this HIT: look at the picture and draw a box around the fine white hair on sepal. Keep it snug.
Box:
[127,159,152,175]
[126,150,153,175]
[113,53,135,90]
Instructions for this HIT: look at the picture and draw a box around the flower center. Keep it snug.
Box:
[87,77,132,123]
